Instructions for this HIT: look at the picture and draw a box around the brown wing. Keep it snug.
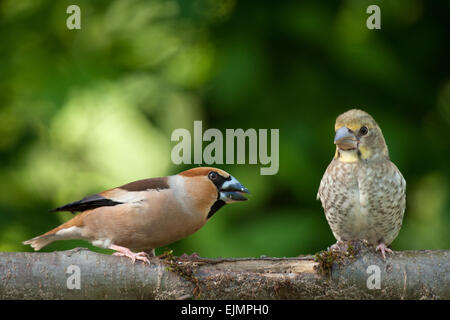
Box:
[51,177,170,213]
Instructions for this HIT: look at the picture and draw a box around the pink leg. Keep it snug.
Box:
[329,242,342,252]
[328,240,347,252]
[109,244,151,264]
[376,243,393,260]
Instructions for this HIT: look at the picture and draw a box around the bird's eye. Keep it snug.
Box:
[359,126,369,136]
[208,172,218,180]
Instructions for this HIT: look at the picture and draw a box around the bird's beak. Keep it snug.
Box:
[219,176,250,203]
[334,127,358,150]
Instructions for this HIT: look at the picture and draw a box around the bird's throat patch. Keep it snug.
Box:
[207,200,226,219]
[336,145,372,162]
[336,149,359,163]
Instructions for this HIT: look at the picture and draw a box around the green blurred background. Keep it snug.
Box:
[0,0,448,257]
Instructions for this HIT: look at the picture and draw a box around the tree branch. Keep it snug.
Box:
[1,241,448,299]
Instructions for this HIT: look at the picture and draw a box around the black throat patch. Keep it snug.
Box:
[207,200,226,219]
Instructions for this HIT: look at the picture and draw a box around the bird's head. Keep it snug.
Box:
[333,109,389,162]
[178,167,250,219]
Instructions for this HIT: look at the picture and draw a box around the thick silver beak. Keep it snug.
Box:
[219,176,250,203]
[334,127,358,150]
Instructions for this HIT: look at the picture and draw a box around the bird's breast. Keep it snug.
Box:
[82,188,208,251]
[320,161,378,243]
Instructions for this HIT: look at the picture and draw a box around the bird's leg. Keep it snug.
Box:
[328,240,348,252]
[109,244,151,264]
[376,243,393,260]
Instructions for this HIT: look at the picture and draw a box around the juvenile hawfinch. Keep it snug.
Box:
[317,109,406,260]
[23,167,250,263]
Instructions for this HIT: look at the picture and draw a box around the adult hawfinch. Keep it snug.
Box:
[23,167,250,263]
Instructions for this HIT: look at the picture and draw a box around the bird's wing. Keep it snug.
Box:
[50,194,123,213]
[51,177,170,213]
[317,160,335,201]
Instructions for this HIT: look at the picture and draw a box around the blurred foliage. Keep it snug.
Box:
[0,0,448,257]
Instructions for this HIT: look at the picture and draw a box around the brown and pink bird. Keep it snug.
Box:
[317,109,406,260]
[23,167,250,263]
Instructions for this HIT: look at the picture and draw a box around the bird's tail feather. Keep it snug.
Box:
[23,213,86,251]
[23,234,56,251]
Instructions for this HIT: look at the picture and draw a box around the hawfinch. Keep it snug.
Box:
[317,109,406,260]
[23,167,250,263]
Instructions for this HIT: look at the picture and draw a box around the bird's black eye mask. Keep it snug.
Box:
[207,171,230,219]
[208,171,231,191]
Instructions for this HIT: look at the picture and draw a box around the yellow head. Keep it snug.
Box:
[333,109,389,162]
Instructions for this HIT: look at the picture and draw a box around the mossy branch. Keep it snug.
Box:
[0,241,448,299]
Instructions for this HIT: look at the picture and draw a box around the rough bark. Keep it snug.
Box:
[0,241,448,300]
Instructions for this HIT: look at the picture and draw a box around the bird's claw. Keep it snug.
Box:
[329,243,341,252]
[328,241,348,252]
[376,243,393,261]
[110,245,151,264]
